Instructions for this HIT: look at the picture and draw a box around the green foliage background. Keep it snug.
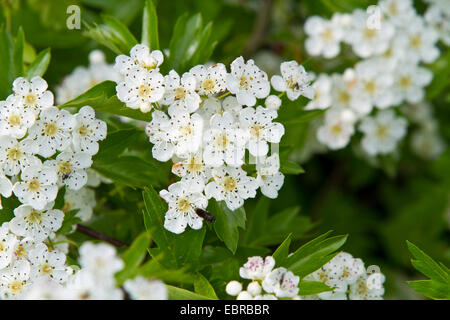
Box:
[0,0,449,299]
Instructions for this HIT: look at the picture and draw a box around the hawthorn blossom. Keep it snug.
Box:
[265,95,282,111]
[0,260,30,299]
[13,164,58,210]
[160,181,207,234]
[28,243,72,283]
[391,63,433,105]
[12,76,54,114]
[0,224,16,269]
[226,56,270,106]
[171,152,210,186]
[72,106,107,155]
[114,44,164,75]
[63,187,96,222]
[189,63,227,96]
[0,137,39,176]
[123,277,168,300]
[168,108,204,158]
[239,106,285,157]
[305,74,332,110]
[0,170,13,209]
[145,110,174,162]
[161,70,201,114]
[205,166,258,210]
[9,204,64,242]
[0,95,36,139]
[239,256,275,280]
[27,106,76,157]
[349,272,385,300]
[304,15,344,58]
[271,61,314,101]
[359,110,407,156]
[256,153,284,199]
[317,109,356,150]
[262,267,300,298]
[380,0,416,24]
[78,242,124,280]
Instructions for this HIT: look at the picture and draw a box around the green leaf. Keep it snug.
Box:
[242,197,270,244]
[272,234,292,267]
[209,199,246,254]
[115,232,151,285]
[141,0,159,50]
[13,27,24,77]
[194,273,219,299]
[0,25,20,98]
[280,160,305,175]
[284,232,348,277]
[298,280,333,296]
[167,285,213,300]
[280,109,326,125]
[138,257,194,284]
[60,81,149,121]
[407,241,449,284]
[57,209,81,235]
[25,48,51,79]
[84,15,138,55]
[93,128,142,163]
[407,280,450,300]
[143,187,206,268]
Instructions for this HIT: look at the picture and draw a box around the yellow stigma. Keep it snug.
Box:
[24,94,37,106]
[177,198,192,212]
[186,156,202,173]
[58,161,72,175]
[28,179,41,192]
[7,147,22,161]
[9,280,24,295]
[222,176,237,192]
[174,87,187,100]
[410,35,422,49]
[398,76,411,89]
[338,91,351,104]
[201,79,216,93]
[14,245,27,259]
[136,59,157,71]
[364,80,377,94]
[138,84,152,98]
[239,76,251,89]
[321,28,333,41]
[27,209,42,224]
[363,28,377,39]
[77,125,88,137]
[8,114,21,127]
[331,124,343,135]
[250,125,264,139]
[376,125,389,139]
[40,263,54,274]
[214,133,229,150]
[44,122,58,136]
[178,125,193,137]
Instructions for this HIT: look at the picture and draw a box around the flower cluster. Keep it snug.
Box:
[114,44,314,234]
[302,0,446,159]
[306,252,386,300]
[225,256,300,300]
[0,77,110,298]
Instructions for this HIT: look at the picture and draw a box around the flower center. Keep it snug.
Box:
[410,35,422,49]
[27,210,42,224]
[214,133,229,150]
[77,125,89,137]
[376,125,389,139]
[24,94,37,106]
[9,280,23,295]
[8,114,21,127]
[28,179,41,192]
[138,84,152,98]
[338,91,350,103]
[177,198,192,212]
[58,161,72,175]
[137,59,157,71]
[250,125,264,139]
[364,80,377,94]
[175,87,187,100]
[239,76,251,89]
[178,125,193,138]
[44,122,58,136]
[14,245,27,259]
[40,263,53,274]
[186,157,202,173]
[363,28,377,39]
[321,28,333,41]
[201,79,216,93]
[222,176,237,192]
[286,79,300,91]
[331,124,343,135]
[399,76,411,89]
[7,147,22,161]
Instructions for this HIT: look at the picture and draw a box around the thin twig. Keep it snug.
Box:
[76,224,129,247]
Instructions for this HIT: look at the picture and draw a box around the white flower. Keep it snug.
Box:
[63,187,96,222]
[114,44,164,75]
[13,164,58,210]
[172,152,210,186]
[256,153,285,199]
[334,252,365,285]
[161,70,201,114]
[410,129,445,160]
[345,9,395,58]
[239,256,275,280]
[0,170,13,209]
[160,181,207,234]
[145,110,174,162]
[304,15,344,58]
[189,63,227,96]
[0,224,17,269]
[226,56,270,106]
[0,136,39,176]
[195,98,222,125]
[359,110,407,156]
[78,242,124,279]
[425,4,450,46]
[225,280,243,296]
[317,109,356,150]
[72,106,107,155]
[45,151,92,190]
[12,76,54,114]
[247,281,262,296]
[349,272,385,300]
[123,276,168,300]
[21,276,73,300]
[262,267,300,298]
[265,95,281,110]
[239,106,284,157]
[11,237,35,263]
[394,16,440,64]
[380,0,416,24]
[0,95,36,139]
[391,63,433,105]
[9,203,64,242]
[205,166,258,210]
[66,268,123,300]
[0,260,30,299]
[28,106,76,157]
[168,108,204,158]
[305,74,332,110]
[203,112,248,167]
[222,96,244,121]
[271,61,314,101]
[116,68,165,112]
[28,243,71,283]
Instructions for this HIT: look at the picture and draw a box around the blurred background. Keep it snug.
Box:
[1,0,449,299]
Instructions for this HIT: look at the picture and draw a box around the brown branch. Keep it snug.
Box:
[76,224,129,248]
[243,0,273,59]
